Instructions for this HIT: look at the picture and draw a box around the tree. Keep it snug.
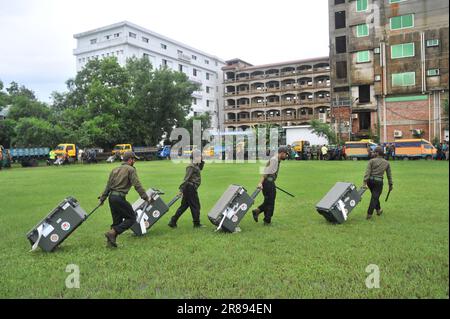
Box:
[0,119,16,147]
[310,119,337,145]
[6,81,37,100]
[124,57,199,145]
[7,95,51,121]
[13,117,64,147]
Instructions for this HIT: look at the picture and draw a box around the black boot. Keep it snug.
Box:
[168,216,178,228]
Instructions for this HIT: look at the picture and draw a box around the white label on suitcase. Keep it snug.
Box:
[139,213,149,234]
[337,200,348,220]
[42,223,54,237]
[62,203,71,210]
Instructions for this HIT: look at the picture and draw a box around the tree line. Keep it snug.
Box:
[0,57,209,149]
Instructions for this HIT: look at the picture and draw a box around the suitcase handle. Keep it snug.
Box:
[167,194,182,208]
[250,188,261,200]
[358,187,366,197]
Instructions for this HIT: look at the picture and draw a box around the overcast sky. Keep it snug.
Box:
[0,0,330,103]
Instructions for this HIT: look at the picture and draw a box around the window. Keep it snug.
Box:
[207,100,211,107]
[179,64,183,72]
[391,43,415,59]
[206,73,210,80]
[193,68,197,76]
[335,11,346,29]
[105,35,111,40]
[162,59,168,67]
[427,69,440,76]
[356,0,368,12]
[356,50,371,63]
[426,39,439,47]
[335,0,345,4]
[129,32,137,38]
[177,50,183,54]
[390,14,414,30]
[336,36,347,53]
[90,38,97,44]
[161,43,167,50]
[193,98,197,105]
[392,72,415,86]
[192,55,197,60]
[357,24,369,37]
[142,37,149,43]
[358,85,370,103]
[205,59,210,65]
[206,86,211,93]
[114,33,120,38]
[336,61,347,79]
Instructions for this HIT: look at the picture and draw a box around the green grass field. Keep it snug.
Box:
[0,160,448,298]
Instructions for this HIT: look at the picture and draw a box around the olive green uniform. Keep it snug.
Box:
[363,156,393,216]
[100,163,149,234]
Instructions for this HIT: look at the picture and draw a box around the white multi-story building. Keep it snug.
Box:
[73,21,225,129]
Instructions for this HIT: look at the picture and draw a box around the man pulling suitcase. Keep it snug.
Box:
[363,146,393,220]
[99,151,151,247]
[168,149,205,228]
[252,146,289,225]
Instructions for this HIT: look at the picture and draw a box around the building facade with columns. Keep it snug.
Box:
[222,57,331,131]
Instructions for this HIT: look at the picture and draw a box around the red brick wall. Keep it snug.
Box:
[383,99,436,142]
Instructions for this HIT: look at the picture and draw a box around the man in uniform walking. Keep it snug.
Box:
[99,151,150,247]
[252,146,289,226]
[363,146,393,220]
[168,149,205,228]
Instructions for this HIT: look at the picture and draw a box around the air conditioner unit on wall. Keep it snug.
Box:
[394,130,403,138]
[352,114,358,119]
[319,113,327,123]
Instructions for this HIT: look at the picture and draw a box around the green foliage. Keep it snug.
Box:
[7,95,51,121]
[310,119,337,144]
[2,58,203,149]
[0,119,16,147]
[13,117,64,147]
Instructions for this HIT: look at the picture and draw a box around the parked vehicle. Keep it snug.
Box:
[344,141,377,160]
[394,139,437,160]
[53,144,78,163]
[112,144,159,160]
[9,147,50,162]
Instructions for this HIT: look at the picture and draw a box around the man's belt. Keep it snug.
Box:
[369,176,383,182]
[110,191,127,197]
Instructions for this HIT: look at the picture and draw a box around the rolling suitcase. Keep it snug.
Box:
[130,189,181,236]
[315,182,366,224]
[208,185,261,232]
[26,197,99,252]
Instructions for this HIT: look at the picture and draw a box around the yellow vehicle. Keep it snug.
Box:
[344,140,377,160]
[183,145,198,157]
[394,139,437,160]
[112,144,132,156]
[202,146,214,157]
[53,143,77,159]
[292,140,309,153]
